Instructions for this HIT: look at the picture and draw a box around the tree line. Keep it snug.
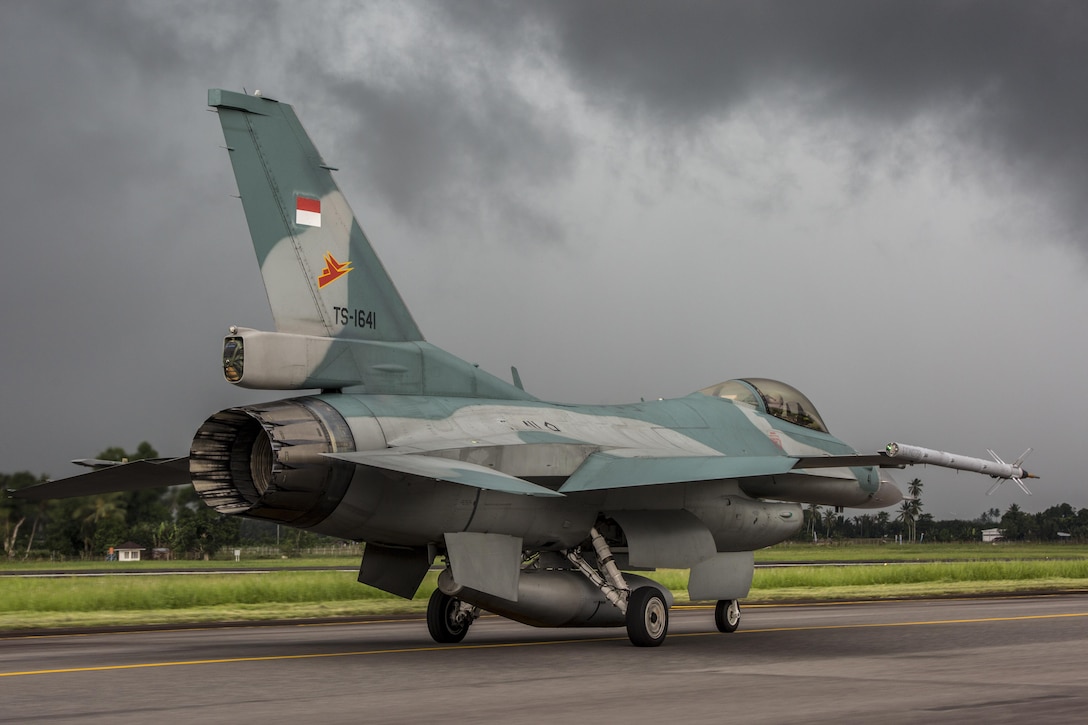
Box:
[0,443,335,561]
[798,477,1088,543]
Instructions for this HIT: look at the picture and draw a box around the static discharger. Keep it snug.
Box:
[885,442,1037,495]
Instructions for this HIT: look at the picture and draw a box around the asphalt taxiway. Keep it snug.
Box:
[3,594,1087,724]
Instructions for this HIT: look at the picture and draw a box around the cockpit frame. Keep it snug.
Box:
[698,378,830,433]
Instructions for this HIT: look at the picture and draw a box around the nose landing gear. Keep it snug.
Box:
[714,599,741,633]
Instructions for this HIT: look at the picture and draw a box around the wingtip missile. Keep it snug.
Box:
[885,442,1036,492]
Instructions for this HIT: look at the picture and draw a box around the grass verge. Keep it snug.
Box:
[2,558,1086,632]
[755,542,1088,562]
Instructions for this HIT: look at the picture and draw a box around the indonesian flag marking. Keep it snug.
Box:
[296,196,321,227]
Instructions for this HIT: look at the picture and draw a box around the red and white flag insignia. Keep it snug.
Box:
[296,196,321,227]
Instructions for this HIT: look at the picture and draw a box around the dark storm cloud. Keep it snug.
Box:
[308,73,573,244]
[9,1,1087,255]
[113,0,575,245]
[2,0,579,249]
[444,0,1088,245]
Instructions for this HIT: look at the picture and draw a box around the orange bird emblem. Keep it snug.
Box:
[317,252,354,288]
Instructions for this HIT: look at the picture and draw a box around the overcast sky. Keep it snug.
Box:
[2,0,1085,518]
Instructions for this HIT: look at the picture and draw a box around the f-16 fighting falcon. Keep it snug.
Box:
[13,89,1036,647]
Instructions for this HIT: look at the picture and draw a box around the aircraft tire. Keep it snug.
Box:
[626,587,669,647]
[714,599,741,633]
[426,589,471,644]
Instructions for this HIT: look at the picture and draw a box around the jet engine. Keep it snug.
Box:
[190,397,375,526]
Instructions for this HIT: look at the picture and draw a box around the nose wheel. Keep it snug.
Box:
[714,599,741,633]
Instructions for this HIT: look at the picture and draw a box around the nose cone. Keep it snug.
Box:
[857,471,903,509]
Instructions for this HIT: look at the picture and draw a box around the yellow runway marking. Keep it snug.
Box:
[4,609,1087,679]
[675,592,1087,611]
[0,635,627,678]
[674,610,1088,637]
[0,616,428,641]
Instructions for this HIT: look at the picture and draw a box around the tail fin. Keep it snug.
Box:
[209,89,422,342]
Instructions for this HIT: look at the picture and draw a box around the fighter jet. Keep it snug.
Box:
[12,89,1036,647]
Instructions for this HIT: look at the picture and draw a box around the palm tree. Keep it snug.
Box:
[805,503,821,540]
[906,478,924,542]
[896,499,916,542]
[822,507,838,540]
[73,494,126,557]
[875,511,890,538]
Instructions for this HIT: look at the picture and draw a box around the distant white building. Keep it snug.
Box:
[982,528,1003,543]
[114,541,146,562]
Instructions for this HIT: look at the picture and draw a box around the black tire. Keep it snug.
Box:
[714,599,741,633]
[427,589,471,644]
[626,587,669,647]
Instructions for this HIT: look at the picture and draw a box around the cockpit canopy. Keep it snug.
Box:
[697,378,830,433]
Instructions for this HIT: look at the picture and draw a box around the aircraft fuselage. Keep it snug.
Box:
[190,390,889,553]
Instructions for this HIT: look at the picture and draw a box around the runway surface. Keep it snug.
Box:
[4,594,1088,724]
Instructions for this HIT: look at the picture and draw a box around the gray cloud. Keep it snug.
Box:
[318,74,573,244]
[438,1,1088,245]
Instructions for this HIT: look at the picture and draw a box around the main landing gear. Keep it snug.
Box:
[426,525,675,647]
[626,586,669,647]
[567,526,670,647]
[714,599,741,633]
[426,589,479,643]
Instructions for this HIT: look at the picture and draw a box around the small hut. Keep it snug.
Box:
[114,541,146,562]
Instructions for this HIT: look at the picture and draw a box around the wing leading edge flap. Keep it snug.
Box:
[793,453,898,469]
[560,453,799,493]
[325,452,564,497]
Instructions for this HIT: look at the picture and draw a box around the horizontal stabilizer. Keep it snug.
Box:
[325,452,564,497]
[560,453,798,493]
[72,458,128,469]
[10,458,191,501]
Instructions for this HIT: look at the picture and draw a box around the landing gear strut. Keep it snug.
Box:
[714,599,740,633]
[426,589,478,643]
[566,525,671,647]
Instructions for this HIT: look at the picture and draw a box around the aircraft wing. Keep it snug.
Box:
[559,452,799,492]
[331,442,865,496]
[342,438,1033,498]
[325,452,565,497]
[11,441,1030,504]
[9,458,191,501]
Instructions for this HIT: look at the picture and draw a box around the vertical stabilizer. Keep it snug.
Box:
[209,89,422,342]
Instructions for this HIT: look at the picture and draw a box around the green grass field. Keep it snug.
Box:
[755,542,1088,562]
[2,543,1085,631]
[3,541,1082,571]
